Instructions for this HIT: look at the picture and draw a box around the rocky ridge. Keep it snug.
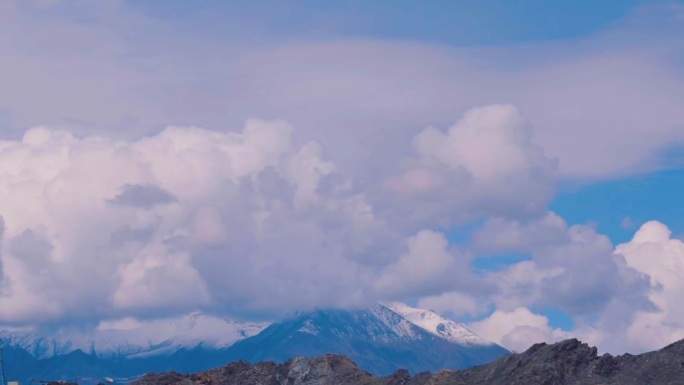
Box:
[134,338,684,385]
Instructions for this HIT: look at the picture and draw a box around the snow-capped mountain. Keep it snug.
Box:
[220,303,509,375]
[385,302,493,346]
[0,303,508,381]
[0,312,267,359]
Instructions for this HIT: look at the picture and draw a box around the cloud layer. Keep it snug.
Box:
[0,105,557,325]
[2,2,684,181]
[463,216,683,355]
[1,108,680,358]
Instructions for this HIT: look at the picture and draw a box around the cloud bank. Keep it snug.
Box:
[0,105,556,325]
[462,217,683,355]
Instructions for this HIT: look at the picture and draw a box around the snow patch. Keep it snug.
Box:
[369,304,421,341]
[298,320,319,336]
[384,302,495,346]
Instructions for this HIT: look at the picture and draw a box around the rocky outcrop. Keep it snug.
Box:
[441,338,684,385]
[134,355,376,385]
[134,338,684,385]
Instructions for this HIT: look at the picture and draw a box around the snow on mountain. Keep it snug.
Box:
[368,303,422,341]
[0,303,508,380]
[384,302,495,346]
[0,301,503,377]
[0,312,268,359]
[285,304,422,344]
[223,303,509,375]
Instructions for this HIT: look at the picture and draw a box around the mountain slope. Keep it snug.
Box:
[385,302,493,346]
[221,304,509,375]
[133,338,684,385]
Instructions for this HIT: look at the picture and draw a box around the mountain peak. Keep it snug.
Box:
[1,305,510,381]
[382,302,496,347]
[222,304,509,375]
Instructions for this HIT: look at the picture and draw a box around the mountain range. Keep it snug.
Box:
[133,338,684,385]
[0,312,267,360]
[0,303,508,383]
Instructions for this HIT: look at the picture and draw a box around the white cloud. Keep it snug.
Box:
[225,28,684,182]
[112,242,211,311]
[471,215,684,354]
[375,230,472,299]
[1,2,683,183]
[467,307,568,352]
[614,221,684,352]
[474,212,653,318]
[412,105,549,181]
[3,108,554,325]
[0,1,682,349]
[473,211,568,254]
[0,120,392,323]
[486,261,563,312]
[383,105,557,227]
[417,291,490,319]
[0,106,561,325]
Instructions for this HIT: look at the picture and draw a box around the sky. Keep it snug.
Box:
[0,0,683,355]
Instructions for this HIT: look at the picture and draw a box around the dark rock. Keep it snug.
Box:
[592,353,618,376]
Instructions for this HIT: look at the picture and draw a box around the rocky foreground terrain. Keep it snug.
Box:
[134,338,684,385]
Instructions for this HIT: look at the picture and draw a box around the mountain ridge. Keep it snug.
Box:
[383,302,493,347]
[0,303,507,382]
[219,304,508,375]
[0,312,268,359]
[133,337,684,385]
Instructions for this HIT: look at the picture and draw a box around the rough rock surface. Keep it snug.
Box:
[134,338,684,385]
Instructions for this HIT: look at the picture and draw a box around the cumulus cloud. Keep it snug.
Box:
[555,221,684,354]
[467,307,569,353]
[383,105,557,228]
[0,109,675,351]
[475,212,653,318]
[612,221,684,352]
[0,99,569,326]
[2,1,684,183]
[0,120,394,323]
[1,1,683,352]
[473,211,568,254]
[0,119,466,326]
[466,214,684,354]
[375,230,476,299]
[412,105,549,181]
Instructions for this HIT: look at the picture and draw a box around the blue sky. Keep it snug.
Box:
[553,168,684,244]
[135,0,641,44]
[0,0,683,354]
